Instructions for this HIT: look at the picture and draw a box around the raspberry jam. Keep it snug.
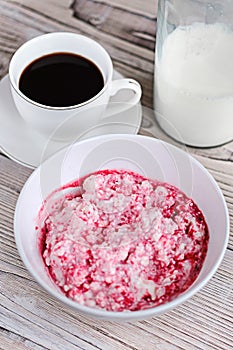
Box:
[37,169,209,311]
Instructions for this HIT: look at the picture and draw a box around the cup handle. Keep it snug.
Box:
[102,78,142,119]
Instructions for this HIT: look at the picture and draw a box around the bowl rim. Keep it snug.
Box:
[14,134,230,319]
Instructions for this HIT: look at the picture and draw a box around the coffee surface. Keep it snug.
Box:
[19,52,104,107]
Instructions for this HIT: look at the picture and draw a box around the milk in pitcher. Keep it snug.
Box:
[154,22,233,147]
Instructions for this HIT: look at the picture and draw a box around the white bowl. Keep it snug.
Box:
[14,134,229,321]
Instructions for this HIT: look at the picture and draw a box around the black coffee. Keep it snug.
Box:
[19,52,104,107]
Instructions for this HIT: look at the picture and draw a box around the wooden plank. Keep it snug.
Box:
[0,329,46,350]
[86,0,158,17]
[71,0,156,50]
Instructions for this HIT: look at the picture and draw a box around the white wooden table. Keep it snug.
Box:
[0,1,232,349]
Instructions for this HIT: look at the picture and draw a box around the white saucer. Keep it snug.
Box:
[0,71,142,169]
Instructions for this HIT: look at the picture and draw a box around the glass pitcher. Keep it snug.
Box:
[154,0,233,147]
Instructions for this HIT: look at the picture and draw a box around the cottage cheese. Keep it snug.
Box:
[37,169,209,311]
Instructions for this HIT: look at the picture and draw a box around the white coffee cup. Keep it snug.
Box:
[9,32,142,141]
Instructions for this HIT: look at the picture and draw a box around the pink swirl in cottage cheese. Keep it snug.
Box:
[37,169,209,311]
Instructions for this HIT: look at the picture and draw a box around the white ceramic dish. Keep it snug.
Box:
[0,72,141,168]
[14,134,229,321]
